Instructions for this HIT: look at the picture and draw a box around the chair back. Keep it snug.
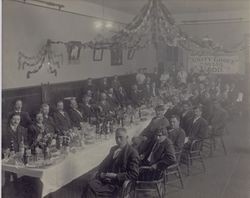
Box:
[175,151,182,163]
[190,139,203,153]
[138,166,164,182]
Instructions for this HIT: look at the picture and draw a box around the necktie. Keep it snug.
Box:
[147,143,158,162]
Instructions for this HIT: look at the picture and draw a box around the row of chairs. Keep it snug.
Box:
[119,129,228,198]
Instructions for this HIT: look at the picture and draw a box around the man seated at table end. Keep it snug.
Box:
[132,104,169,153]
[139,128,176,172]
[83,128,139,198]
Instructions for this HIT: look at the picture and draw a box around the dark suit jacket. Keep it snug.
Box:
[107,94,119,108]
[8,111,32,128]
[111,81,121,91]
[129,90,143,107]
[168,128,186,152]
[99,83,109,93]
[53,111,72,133]
[43,116,57,134]
[98,144,139,184]
[188,117,209,140]
[68,108,85,128]
[141,138,176,170]
[79,103,94,121]
[200,98,213,121]
[2,125,28,152]
[180,110,194,136]
[27,123,53,149]
[115,90,130,107]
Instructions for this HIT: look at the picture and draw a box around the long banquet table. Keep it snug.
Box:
[2,118,152,197]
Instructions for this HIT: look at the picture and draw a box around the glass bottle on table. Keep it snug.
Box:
[19,136,25,156]
[23,148,28,165]
[10,140,15,157]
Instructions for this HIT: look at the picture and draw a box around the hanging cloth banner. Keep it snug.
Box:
[188,55,241,74]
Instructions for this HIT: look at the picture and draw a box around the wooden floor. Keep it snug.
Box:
[2,115,250,198]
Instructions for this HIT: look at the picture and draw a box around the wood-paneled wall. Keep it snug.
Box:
[2,74,136,120]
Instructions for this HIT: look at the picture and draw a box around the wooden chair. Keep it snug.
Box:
[203,127,227,156]
[165,151,184,189]
[93,179,133,198]
[182,140,206,176]
[133,166,165,198]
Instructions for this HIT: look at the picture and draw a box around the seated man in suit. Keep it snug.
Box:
[28,112,55,153]
[68,98,85,129]
[185,105,209,148]
[132,104,170,153]
[99,77,110,93]
[8,99,32,128]
[142,77,152,103]
[53,100,72,134]
[84,128,139,198]
[98,93,114,114]
[68,98,84,129]
[107,88,119,109]
[2,113,28,184]
[111,75,121,91]
[79,96,95,122]
[85,78,96,94]
[130,84,144,108]
[139,128,176,172]
[40,103,57,134]
[3,113,28,154]
[115,86,130,108]
[180,101,194,136]
[168,115,186,152]
[164,96,182,121]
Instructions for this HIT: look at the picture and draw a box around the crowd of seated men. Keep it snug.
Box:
[2,68,244,196]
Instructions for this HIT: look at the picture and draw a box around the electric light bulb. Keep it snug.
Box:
[94,21,103,29]
[105,22,113,29]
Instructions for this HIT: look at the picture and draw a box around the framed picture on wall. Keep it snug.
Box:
[65,41,82,64]
[127,48,135,60]
[111,44,123,66]
[93,48,104,61]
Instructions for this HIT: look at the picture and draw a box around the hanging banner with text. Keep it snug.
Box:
[188,55,241,74]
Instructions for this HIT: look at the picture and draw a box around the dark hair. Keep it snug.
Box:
[155,104,165,111]
[9,113,21,120]
[34,110,43,116]
[116,127,127,134]
[155,128,168,136]
[193,104,202,111]
[170,114,180,121]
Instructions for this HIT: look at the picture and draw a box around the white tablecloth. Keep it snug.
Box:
[2,119,151,197]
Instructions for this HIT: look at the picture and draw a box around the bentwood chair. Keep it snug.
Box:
[133,166,165,198]
[165,151,184,189]
[202,127,227,156]
[182,140,206,176]
[92,179,133,198]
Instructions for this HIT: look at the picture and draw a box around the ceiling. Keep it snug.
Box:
[82,0,250,15]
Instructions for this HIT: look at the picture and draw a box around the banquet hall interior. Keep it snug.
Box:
[2,0,250,198]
